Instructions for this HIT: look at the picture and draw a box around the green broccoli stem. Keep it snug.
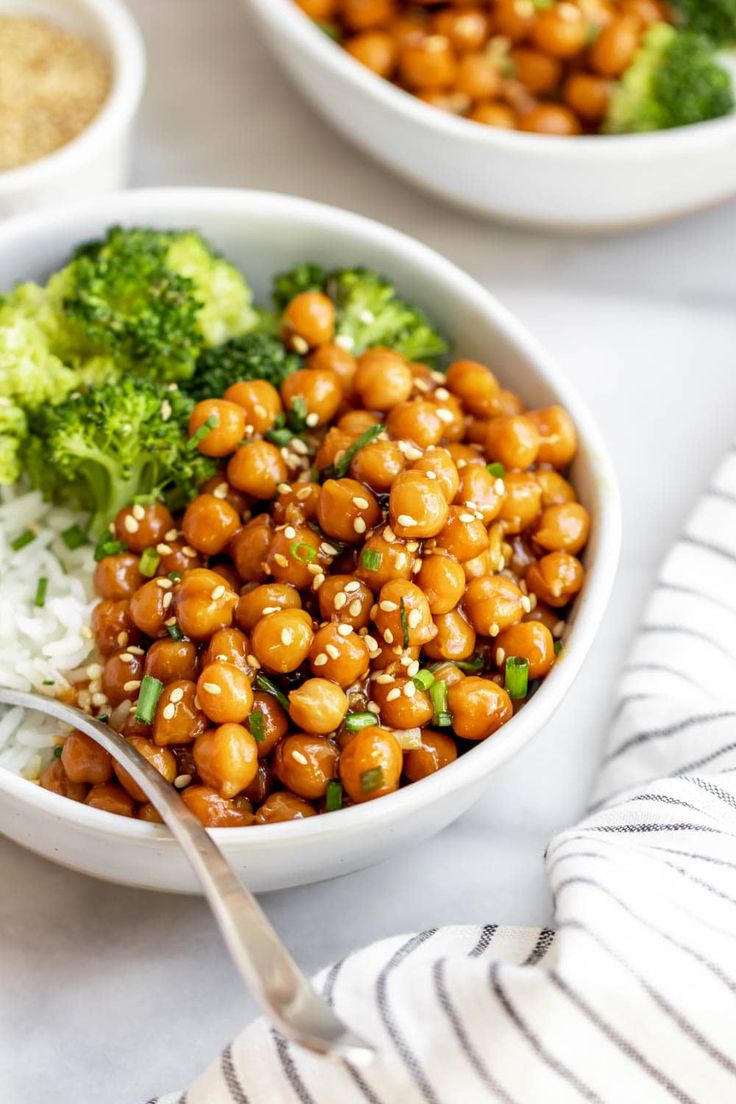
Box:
[74,453,151,536]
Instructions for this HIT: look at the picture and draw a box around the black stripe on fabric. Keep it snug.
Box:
[604,711,736,764]
[376,930,440,1104]
[469,924,498,957]
[621,661,707,692]
[654,846,736,876]
[549,971,697,1104]
[432,959,518,1104]
[562,919,736,1079]
[272,1031,316,1104]
[680,533,736,565]
[686,775,736,812]
[489,964,603,1104]
[524,928,556,966]
[654,853,736,912]
[675,741,736,777]
[588,822,723,835]
[638,624,736,662]
[322,958,387,1104]
[628,793,704,814]
[221,1044,250,1104]
[610,694,653,726]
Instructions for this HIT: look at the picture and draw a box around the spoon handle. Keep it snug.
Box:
[0,687,373,1061]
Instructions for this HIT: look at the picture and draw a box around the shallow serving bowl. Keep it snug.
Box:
[244,0,736,231]
[0,187,620,892]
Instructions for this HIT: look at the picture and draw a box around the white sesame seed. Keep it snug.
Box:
[213,482,229,500]
[408,660,420,677]
[296,486,312,501]
[337,624,352,637]
[127,646,145,655]
[383,629,394,644]
[398,514,417,527]
[89,679,102,695]
[320,542,339,557]
[292,336,309,355]
[313,653,328,667]
[156,543,172,556]
[365,637,380,654]
[494,478,505,495]
[160,399,172,422]
[312,573,325,590]
[353,517,367,534]
[394,553,408,570]
[165,616,177,627]
[132,503,145,520]
[459,513,475,523]
[261,606,279,616]
[344,580,361,593]
[375,673,394,684]
[247,654,261,669]
[367,702,380,714]
[291,438,309,455]
[434,387,450,401]
[383,527,396,543]
[335,334,354,350]
[91,692,108,708]
[292,749,309,765]
[274,553,289,568]
[334,593,347,610]
[412,560,422,574]
[117,631,129,647]
[370,605,378,618]
[521,595,531,613]
[414,378,429,392]
[118,652,135,665]
[306,412,319,428]
[426,470,437,480]
[380,600,398,612]
[404,445,423,461]
[123,680,141,693]
[325,644,340,660]
[203,682,222,695]
[406,541,419,552]
[349,599,362,617]
[170,687,184,704]
[182,546,197,558]
[353,496,370,510]
[436,409,453,424]
[210,585,225,600]
[162,703,176,720]
[165,529,178,542]
[215,654,228,662]
[489,623,500,637]
[174,774,191,789]
[386,687,401,702]
[280,628,293,646]
[528,593,538,610]
[277,482,291,495]
[408,609,421,629]
[553,621,565,639]
[123,515,139,534]
[404,682,416,698]
[86,663,103,680]
[496,648,506,667]
[194,696,202,710]
[156,577,173,590]
[163,592,173,609]
[307,563,321,575]
[284,526,297,540]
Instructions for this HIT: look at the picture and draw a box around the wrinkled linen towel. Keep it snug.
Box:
[155,446,736,1104]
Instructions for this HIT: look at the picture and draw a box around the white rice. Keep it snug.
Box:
[0,486,96,778]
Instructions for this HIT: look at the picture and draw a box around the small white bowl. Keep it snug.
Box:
[244,0,736,231]
[0,0,145,218]
[0,188,620,893]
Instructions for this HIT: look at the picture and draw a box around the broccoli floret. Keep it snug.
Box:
[0,284,79,409]
[0,399,28,484]
[672,0,736,44]
[272,264,327,312]
[606,24,734,133]
[165,231,258,346]
[183,333,301,402]
[24,379,216,534]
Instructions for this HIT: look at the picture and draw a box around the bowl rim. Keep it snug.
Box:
[0,0,146,195]
[246,0,736,157]
[0,186,621,851]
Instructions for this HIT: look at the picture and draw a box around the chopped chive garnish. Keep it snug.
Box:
[255,672,291,714]
[554,641,563,655]
[326,780,343,811]
[135,675,164,724]
[430,680,452,727]
[266,426,295,447]
[53,746,63,759]
[453,655,485,674]
[361,548,382,571]
[61,524,87,550]
[487,462,505,479]
[248,710,266,743]
[131,493,156,506]
[34,577,48,608]
[399,598,410,649]
[139,548,160,577]
[412,669,435,692]
[189,414,219,449]
[323,423,384,480]
[42,679,55,685]
[167,623,185,641]
[290,541,316,563]
[505,656,530,700]
[98,715,110,724]
[11,529,36,551]
[344,711,379,733]
[94,535,126,562]
[360,766,384,794]
[168,571,182,581]
[288,395,309,433]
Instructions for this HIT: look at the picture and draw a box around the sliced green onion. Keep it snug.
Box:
[324,424,385,480]
[98,715,110,724]
[453,655,485,674]
[61,524,87,550]
[255,672,291,714]
[266,426,295,447]
[248,710,266,743]
[399,598,410,649]
[168,571,182,581]
[189,413,219,449]
[290,541,316,563]
[135,675,164,724]
[361,548,382,572]
[288,395,309,433]
[167,623,185,641]
[34,577,48,608]
[486,462,505,479]
[11,529,36,552]
[505,656,530,700]
[344,711,379,733]
[325,780,343,811]
[412,669,435,692]
[554,641,563,655]
[42,679,55,686]
[131,493,156,506]
[430,680,452,727]
[396,728,423,751]
[139,548,160,577]
[53,745,63,759]
[360,766,384,794]
[94,535,126,562]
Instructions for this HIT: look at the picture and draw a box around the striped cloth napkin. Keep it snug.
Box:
[156,446,736,1104]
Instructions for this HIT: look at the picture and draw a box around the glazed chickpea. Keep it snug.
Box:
[446,443,482,469]
[182,494,241,556]
[371,675,433,729]
[434,505,489,562]
[315,427,356,472]
[417,554,466,615]
[455,51,501,100]
[282,291,335,353]
[355,527,416,591]
[532,3,588,57]
[563,72,610,122]
[274,481,321,526]
[211,563,241,593]
[432,8,490,52]
[289,678,349,734]
[498,471,543,534]
[409,447,459,503]
[91,599,141,656]
[318,575,373,628]
[227,440,288,499]
[193,723,259,799]
[188,399,246,457]
[526,549,585,607]
[400,34,457,90]
[469,102,517,128]
[102,649,144,706]
[588,13,641,76]
[281,368,343,427]
[236,583,301,633]
[295,0,337,17]
[198,476,251,518]
[307,343,358,395]
[494,0,536,41]
[419,90,472,114]
[40,759,88,802]
[153,679,207,746]
[448,677,513,741]
[445,359,500,418]
[248,691,289,757]
[339,726,402,803]
[176,568,238,641]
[114,737,177,802]
[621,0,666,22]
[455,464,504,523]
[267,525,325,589]
[317,478,381,543]
[464,575,525,636]
[535,502,590,554]
[244,761,274,805]
[255,791,316,823]
[182,786,253,827]
[230,515,273,583]
[495,620,555,679]
[430,389,464,442]
[485,414,540,470]
[273,734,339,798]
[535,470,576,507]
[528,405,577,468]
[524,599,561,632]
[350,438,406,492]
[197,662,254,724]
[86,782,136,818]
[520,104,582,135]
[353,348,414,411]
[346,30,398,75]
[404,729,457,782]
[250,608,314,674]
[114,502,175,555]
[61,730,113,785]
[496,388,526,417]
[374,578,437,649]
[201,627,251,671]
[342,0,396,30]
[223,379,283,435]
[144,638,199,684]
[422,608,477,662]
[309,623,370,686]
[94,553,142,601]
[462,548,496,582]
[137,803,163,823]
[511,48,562,94]
[389,471,448,539]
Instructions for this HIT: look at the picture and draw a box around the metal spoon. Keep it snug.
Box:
[0,687,373,1062]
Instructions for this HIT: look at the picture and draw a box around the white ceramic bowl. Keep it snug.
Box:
[0,188,620,892]
[0,0,145,218]
[244,0,736,231]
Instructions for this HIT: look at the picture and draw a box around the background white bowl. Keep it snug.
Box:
[0,188,620,893]
[0,0,145,218]
[244,0,736,232]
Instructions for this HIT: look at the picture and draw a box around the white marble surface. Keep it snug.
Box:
[3,1,736,1100]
